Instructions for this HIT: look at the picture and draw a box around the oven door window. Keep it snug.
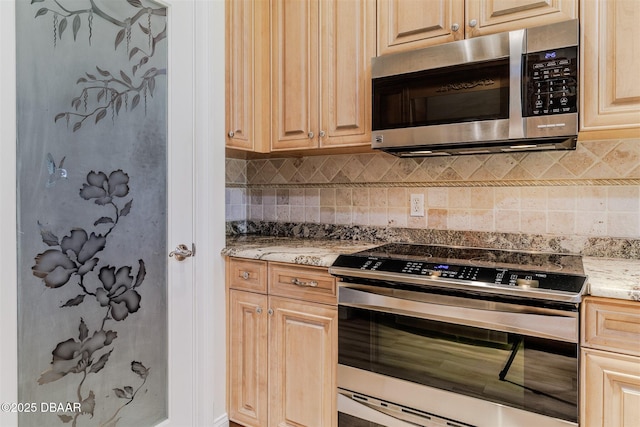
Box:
[372,59,510,130]
[338,306,578,423]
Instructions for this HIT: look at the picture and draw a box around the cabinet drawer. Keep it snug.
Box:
[582,297,640,357]
[269,262,337,305]
[227,258,267,293]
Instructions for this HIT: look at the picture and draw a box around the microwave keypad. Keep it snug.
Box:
[525,48,578,117]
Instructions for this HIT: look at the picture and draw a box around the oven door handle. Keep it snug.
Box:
[339,285,578,343]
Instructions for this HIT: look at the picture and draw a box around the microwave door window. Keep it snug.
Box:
[372,59,510,130]
[374,86,405,129]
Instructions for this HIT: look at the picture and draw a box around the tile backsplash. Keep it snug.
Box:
[226,138,640,239]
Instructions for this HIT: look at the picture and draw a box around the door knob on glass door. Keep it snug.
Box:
[169,243,195,261]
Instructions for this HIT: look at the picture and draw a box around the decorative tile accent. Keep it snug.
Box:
[233,139,640,186]
[226,139,640,239]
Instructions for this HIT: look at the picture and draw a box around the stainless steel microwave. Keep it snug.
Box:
[371,19,579,157]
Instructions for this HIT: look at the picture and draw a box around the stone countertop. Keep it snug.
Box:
[223,236,640,302]
[223,236,377,266]
[583,257,640,301]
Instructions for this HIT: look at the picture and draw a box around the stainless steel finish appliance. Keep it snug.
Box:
[329,243,588,427]
[371,20,579,156]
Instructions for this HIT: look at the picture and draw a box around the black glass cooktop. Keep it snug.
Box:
[330,243,588,302]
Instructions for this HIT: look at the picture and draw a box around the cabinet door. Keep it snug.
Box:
[580,0,640,133]
[228,290,269,427]
[269,296,337,427]
[465,0,577,38]
[225,0,270,152]
[271,0,319,151]
[377,0,464,55]
[319,0,375,148]
[581,348,640,427]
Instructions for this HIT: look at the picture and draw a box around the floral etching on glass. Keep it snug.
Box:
[18,0,169,425]
[32,170,150,425]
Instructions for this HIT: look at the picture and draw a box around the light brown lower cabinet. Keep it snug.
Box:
[581,296,640,427]
[227,258,338,427]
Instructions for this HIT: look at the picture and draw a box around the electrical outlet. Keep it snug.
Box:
[410,194,424,217]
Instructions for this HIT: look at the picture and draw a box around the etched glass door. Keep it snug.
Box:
[12,1,192,425]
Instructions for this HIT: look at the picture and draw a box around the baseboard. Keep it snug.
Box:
[214,413,229,427]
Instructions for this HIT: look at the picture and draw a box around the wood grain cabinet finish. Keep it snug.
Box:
[225,0,270,153]
[228,290,269,427]
[377,0,464,54]
[269,262,337,305]
[580,0,640,134]
[269,296,337,427]
[581,297,640,427]
[378,0,576,55]
[271,0,375,151]
[228,258,268,293]
[226,258,338,427]
[464,0,577,38]
[582,297,640,357]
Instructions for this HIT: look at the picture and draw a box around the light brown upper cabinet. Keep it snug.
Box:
[580,0,640,136]
[378,0,577,55]
[225,0,270,153]
[271,0,375,151]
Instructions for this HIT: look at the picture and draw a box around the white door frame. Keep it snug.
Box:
[0,0,227,425]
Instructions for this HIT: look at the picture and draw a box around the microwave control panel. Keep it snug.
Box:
[523,46,578,117]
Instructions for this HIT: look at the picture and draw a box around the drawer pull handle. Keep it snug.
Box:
[291,278,318,287]
[241,271,250,280]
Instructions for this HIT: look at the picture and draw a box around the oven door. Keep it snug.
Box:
[338,284,579,426]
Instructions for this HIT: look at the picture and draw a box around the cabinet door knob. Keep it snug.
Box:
[319,130,326,138]
[267,308,274,316]
[256,307,262,314]
[308,131,314,139]
[228,130,234,138]
[451,23,460,32]
[469,19,477,28]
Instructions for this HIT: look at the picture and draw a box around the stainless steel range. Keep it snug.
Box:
[329,243,588,427]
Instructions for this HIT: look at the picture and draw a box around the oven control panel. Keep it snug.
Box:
[339,256,586,293]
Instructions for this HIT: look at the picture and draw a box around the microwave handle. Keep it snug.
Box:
[508,29,526,140]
